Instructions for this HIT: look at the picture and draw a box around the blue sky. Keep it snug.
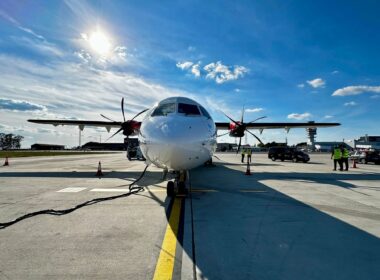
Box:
[0,0,379,148]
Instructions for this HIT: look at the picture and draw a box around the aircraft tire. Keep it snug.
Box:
[167,181,175,197]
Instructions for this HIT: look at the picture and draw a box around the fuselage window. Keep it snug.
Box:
[178,103,201,115]
[199,106,211,119]
[151,103,176,116]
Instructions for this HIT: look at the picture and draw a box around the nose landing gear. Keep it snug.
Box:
[166,170,188,197]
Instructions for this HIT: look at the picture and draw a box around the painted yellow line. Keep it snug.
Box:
[153,198,182,280]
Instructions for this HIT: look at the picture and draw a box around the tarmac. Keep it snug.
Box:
[0,152,379,280]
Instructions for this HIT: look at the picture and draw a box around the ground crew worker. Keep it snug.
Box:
[331,146,343,171]
[241,148,246,163]
[341,146,349,171]
[247,148,252,163]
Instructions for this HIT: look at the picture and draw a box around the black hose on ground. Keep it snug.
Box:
[0,165,149,230]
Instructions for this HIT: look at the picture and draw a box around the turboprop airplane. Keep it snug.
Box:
[28,96,340,196]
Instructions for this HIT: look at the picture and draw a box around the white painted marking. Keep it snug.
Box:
[57,187,87,193]
[91,188,130,192]
[123,178,136,181]
[90,187,167,193]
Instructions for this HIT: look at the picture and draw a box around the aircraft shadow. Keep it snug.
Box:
[180,162,380,280]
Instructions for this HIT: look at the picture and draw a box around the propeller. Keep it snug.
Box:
[217,131,230,138]
[105,98,148,143]
[223,108,266,153]
[100,114,117,122]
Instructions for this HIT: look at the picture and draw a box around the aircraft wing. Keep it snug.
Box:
[28,119,124,132]
[215,122,341,130]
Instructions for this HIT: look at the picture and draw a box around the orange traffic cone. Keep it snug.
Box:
[95,161,103,177]
[3,157,9,166]
[245,161,251,176]
[352,159,357,168]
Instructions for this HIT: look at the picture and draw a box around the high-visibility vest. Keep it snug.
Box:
[342,148,349,158]
[241,148,245,155]
[333,148,342,159]
[247,149,252,155]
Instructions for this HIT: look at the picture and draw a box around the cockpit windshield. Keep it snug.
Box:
[199,106,211,119]
[178,103,201,115]
[151,103,176,116]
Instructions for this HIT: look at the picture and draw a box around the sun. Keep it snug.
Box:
[88,30,111,55]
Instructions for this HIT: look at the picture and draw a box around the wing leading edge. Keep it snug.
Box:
[215,122,341,130]
[28,119,126,132]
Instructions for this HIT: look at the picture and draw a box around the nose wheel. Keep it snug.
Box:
[166,170,187,197]
[167,181,175,197]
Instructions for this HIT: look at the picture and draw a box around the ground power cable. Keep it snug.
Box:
[0,165,149,230]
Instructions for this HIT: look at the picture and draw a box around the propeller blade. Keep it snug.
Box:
[247,130,264,145]
[213,155,221,161]
[121,98,126,122]
[106,127,123,142]
[222,112,240,126]
[131,108,149,121]
[248,116,267,124]
[100,114,117,122]
[217,131,230,138]
[241,105,245,123]
[237,137,242,154]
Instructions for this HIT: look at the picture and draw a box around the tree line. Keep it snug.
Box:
[0,133,24,149]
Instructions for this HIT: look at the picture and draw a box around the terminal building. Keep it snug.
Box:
[81,142,127,150]
[354,135,380,150]
[314,142,351,152]
[31,143,65,150]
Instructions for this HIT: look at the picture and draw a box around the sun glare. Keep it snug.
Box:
[89,30,111,55]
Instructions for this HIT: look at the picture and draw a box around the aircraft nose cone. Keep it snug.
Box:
[139,116,215,170]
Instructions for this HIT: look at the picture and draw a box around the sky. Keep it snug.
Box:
[0,0,379,148]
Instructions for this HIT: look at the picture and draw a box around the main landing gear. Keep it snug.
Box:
[166,170,187,197]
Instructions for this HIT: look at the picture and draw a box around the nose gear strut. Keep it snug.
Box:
[166,170,188,197]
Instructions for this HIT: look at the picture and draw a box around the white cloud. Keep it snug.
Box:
[0,10,45,40]
[234,88,241,93]
[114,46,127,59]
[78,32,128,65]
[297,83,305,88]
[75,50,92,63]
[176,60,248,83]
[331,70,339,75]
[176,61,201,78]
[287,112,312,120]
[324,115,334,119]
[246,108,264,113]
[307,78,325,88]
[344,101,357,106]
[190,63,201,77]
[176,61,194,70]
[0,98,47,112]
[0,10,63,62]
[188,46,196,52]
[332,85,380,96]
[204,61,248,84]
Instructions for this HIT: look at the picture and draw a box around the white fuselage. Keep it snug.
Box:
[138,97,217,171]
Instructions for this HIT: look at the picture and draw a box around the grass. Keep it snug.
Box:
[0,150,120,158]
